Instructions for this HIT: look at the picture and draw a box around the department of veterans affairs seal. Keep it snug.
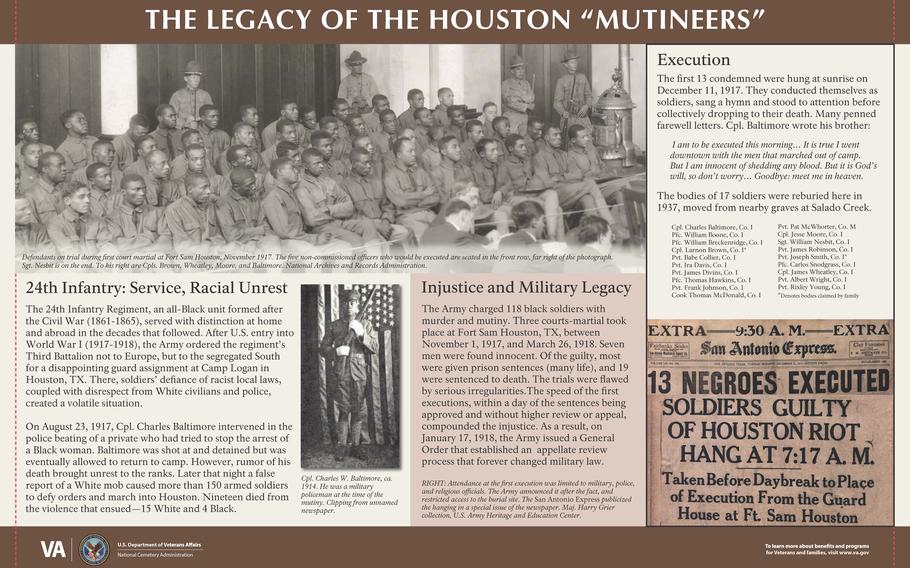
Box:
[80,534,109,565]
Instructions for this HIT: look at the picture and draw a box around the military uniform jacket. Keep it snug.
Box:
[340,173,395,223]
[47,208,112,255]
[295,174,355,228]
[169,87,214,130]
[162,196,224,252]
[502,77,535,114]
[383,162,440,217]
[107,203,166,253]
[471,159,513,204]
[319,318,379,384]
[57,135,99,175]
[214,189,269,244]
[431,160,473,204]
[554,73,593,119]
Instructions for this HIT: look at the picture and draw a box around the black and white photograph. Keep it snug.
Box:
[300,283,401,469]
[15,44,646,272]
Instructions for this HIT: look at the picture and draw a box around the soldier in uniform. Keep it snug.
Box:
[197,105,232,162]
[107,174,169,254]
[169,60,214,131]
[337,51,380,115]
[363,95,390,135]
[433,87,455,128]
[161,172,225,254]
[432,135,473,204]
[150,104,182,161]
[397,89,425,131]
[554,51,594,132]
[214,167,280,253]
[319,288,379,461]
[341,147,416,252]
[111,114,150,173]
[23,152,67,226]
[501,55,535,136]
[383,137,440,240]
[239,105,263,152]
[15,118,53,171]
[481,102,498,138]
[261,100,308,149]
[56,109,98,178]
[46,182,114,255]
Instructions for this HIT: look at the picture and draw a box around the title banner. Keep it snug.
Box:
[1,0,902,43]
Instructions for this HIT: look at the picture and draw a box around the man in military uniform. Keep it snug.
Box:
[56,109,98,179]
[398,89,425,131]
[169,60,214,131]
[23,152,67,226]
[150,104,182,161]
[261,100,308,149]
[433,88,455,128]
[161,172,225,254]
[46,182,114,255]
[383,138,440,240]
[112,114,150,172]
[553,51,594,132]
[15,118,53,171]
[337,51,380,116]
[501,55,535,136]
[106,174,169,254]
[320,288,379,461]
[197,105,232,162]
[363,95,390,135]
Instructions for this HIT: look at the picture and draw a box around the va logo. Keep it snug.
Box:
[80,534,110,566]
[40,540,66,558]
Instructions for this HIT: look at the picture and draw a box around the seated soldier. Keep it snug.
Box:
[383,137,440,240]
[238,104,263,151]
[419,126,445,173]
[18,142,47,193]
[480,102,498,138]
[347,114,369,140]
[124,134,158,177]
[363,94,390,134]
[142,150,172,207]
[106,174,170,254]
[262,141,302,195]
[160,144,230,207]
[15,118,53,171]
[318,116,352,165]
[299,104,318,148]
[371,109,399,157]
[525,118,546,157]
[262,100,308,149]
[499,200,546,250]
[217,123,265,175]
[350,134,384,181]
[56,109,98,178]
[534,125,618,230]
[431,135,473,204]
[214,167,280,253]
[46,182,114,255]
[566,124,630,239]
[150,104,182,161]
[384,128,416,171]
[398,89,424,131]
[341,147,416,252]
[295,148,378,246]
[261,119,300,170]
[413,108,434,155]
[491,116,512,160]
[503,133,564,240]
[111,114,150,172]
[445,106,468,143]
[84,162,117,219]
[433,88,455,128]
[72,140,122,189]
[15,194,51,254]
[197,105,232,161]
[311,129,350,182]
[161,172,225,254]
[260,157,351,256]
[470,138,513,234]
[23,151,67,226]
[170,129,216,180]
[460,119,485,168]
[331,98,353,144]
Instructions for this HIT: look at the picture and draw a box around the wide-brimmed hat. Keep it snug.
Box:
[509,55,525,69]
[184,60,203,75]
[345,51,368,65]
[561,51,580,63]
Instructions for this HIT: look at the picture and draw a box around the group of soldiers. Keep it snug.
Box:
[15,49,628,262]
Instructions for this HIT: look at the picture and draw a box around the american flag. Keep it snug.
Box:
[306,284,401,447]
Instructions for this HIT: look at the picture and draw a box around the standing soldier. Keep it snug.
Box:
[320,288,379,461]
[338,51,380,116]
[501,55,535,136]
[554,51,593,136]
[169,60,214,131]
